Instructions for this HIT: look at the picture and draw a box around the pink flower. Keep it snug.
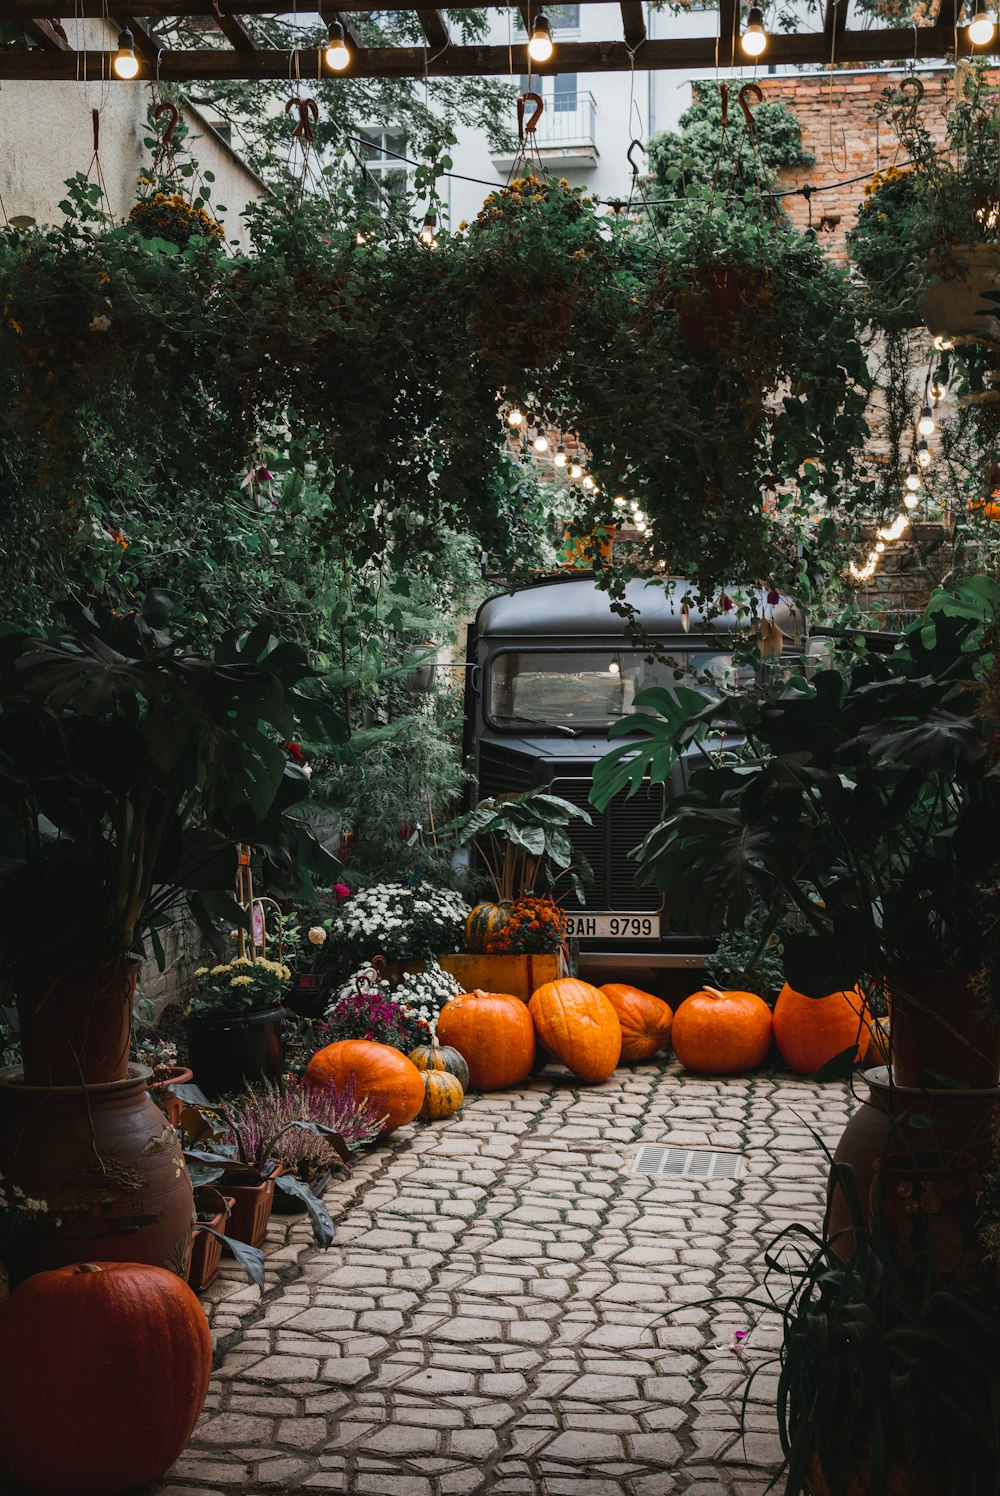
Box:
[333,883,351,902]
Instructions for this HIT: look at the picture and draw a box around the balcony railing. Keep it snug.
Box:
[536,92,597,151]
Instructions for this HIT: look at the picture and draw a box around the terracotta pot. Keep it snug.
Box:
[184,1005,285,1097]
[921,244,1000,343]
[806,1446,936,1496]
[875,1151,982,1280]
[0,1063,195,1286]
[826,1065,999,1259]
[187,1191,234,1292]
[888,969,1000,1089]
[221,1173,276,1247]
[148,1065,195,1127]
[676,267,768,354]
[14,957,141,1087]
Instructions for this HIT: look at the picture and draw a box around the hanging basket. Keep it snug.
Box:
[474,281,580,376]
[674,266,771,355]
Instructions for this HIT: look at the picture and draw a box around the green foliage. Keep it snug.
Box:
[704,909,786,1001]
[592,577,1000,995]
[444,786,593,903]
[646,86,815,224]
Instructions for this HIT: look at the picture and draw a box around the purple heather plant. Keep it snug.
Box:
[214,1075,386,1181]
[323,988,431,1050]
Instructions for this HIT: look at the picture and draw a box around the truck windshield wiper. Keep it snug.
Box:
[504,716,577,737]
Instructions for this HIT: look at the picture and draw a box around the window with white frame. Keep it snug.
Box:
[357,128,409,203]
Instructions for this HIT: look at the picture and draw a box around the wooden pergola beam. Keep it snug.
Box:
[415,7,448,47]
[212,9,257,49]
[933,0,962,32]
[717,0,738,67]
[319,3,362,54]
[0,27,988,77]
[116,12,167,52]
[620,0,645,47]
[22,14,68,45]
[824,0,848,39]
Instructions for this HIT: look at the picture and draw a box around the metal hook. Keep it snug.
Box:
[285,96,319,144]
[627,138,645,178]
[738,82,763,136]
[154,100,180,147]
[516,90,544,143]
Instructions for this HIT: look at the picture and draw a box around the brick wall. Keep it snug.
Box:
[754,67,961,263]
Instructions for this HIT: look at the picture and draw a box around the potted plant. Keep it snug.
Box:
[593,578,1000,1223]
[138,1037,194,1127]
[327,882,468,978]
[184,953,292,1098]
[321,964,439,1052]
[283,917,336,1020]
[0,599,346,1278]
[183,1075,382,1248]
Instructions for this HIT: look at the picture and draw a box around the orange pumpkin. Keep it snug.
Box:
[436,989,536,1091]
[671,986,773,1074]
[773,983,867,1075]
[599,983,673,1063]
[419,1070,465,1120]
[528,977,622,1083]
[0,1261,212,1495]
[304,1039,424,1133]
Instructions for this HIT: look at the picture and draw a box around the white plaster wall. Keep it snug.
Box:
[0,18,265,246]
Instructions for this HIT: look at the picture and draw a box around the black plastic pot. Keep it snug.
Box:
[285,977,329,1021]
[184,1006,286,1097]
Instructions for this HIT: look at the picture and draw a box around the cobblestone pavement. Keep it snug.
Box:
[157,1060,854,1496]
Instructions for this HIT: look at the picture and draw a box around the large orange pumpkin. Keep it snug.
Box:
[436,989,535,1091]
[528,978,622,1083]
[671,986,773,1074]
[0,1261,212,1495]
[773,983,867,1075]
[599,983,673,1063]
[304,1039,424,1133]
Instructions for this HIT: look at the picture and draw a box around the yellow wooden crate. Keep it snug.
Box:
[437,951,566,1003]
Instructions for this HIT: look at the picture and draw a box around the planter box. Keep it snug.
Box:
[223,1174,277,1248]
[187,1195,235,1293]
[437,952,566,1003]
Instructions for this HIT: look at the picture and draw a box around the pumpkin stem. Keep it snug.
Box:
[701,987,726,1000]
[76,1263,103,1274]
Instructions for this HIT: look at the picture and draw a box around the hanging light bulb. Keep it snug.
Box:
[967,3,995,45]
[533,433,549,453]
[741,5,768,57]
[916,439,932,468]
[933,334,955,352]
[554,443,567,468]
[608,660,620,675]
[569,462,583,479]
[527,13,555,62]
[419,212,438,247]
[635,520,647,533]
[113,27,139,78]
[878,514,909,542]
[930,378,947,402]
[874,540,886,553]
[917,403,936,437]
[582,475,594,490]
[633,509,645,523]
[904,491,920,510]
[324,20,351,70]
[613,495,627,508]
[905,463,922,492]
[507,407,524,427]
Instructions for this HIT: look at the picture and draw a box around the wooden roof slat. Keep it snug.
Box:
[824,0,848,37]
[22,15,68,45]
[212,8,257,48]
[320,4,362,55]
[933,0,961,31]
[116,12,167,52]
[415,6,449,47]
[620,0,645,47]
[0,26,988,76]
[718,0,737,67]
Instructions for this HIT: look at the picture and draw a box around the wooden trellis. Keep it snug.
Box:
[0,0,994,81]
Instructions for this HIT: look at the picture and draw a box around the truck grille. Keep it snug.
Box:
[550,777,664,914]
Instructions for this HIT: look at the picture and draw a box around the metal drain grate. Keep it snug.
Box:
[632,1145,743,1180]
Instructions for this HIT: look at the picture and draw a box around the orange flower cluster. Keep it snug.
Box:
[487,896,567,955]
[128,193,225,247]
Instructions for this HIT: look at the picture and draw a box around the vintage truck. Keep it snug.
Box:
[462,573,804,998]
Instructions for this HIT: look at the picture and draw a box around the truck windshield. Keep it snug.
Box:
[487,649,748,729]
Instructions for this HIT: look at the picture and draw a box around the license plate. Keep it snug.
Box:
[566,914,661,940]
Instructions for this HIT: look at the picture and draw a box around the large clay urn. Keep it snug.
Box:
[14,957,141,1087]
[887,969,1000,1090]
[826,1065,999,1261]
[0,1064,195,1286]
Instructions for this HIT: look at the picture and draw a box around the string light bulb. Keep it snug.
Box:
[419,212,438,247]
[507,407,524,427]
[875,540,886,553]
[967,3,996,45]
[527,13,555,62]
[533,433,549,453]
[904,463,922,492]
[633,509,645,523]
[933,334,955,352]
[324,20,351,70]
[930,378,947,401]
[917,403,936,437]
[569,462,582,478]
[916,439,932,468]
[608,660,620,675]
[878,514,909,542]
[554,442,567,467]
[582,475,594,490]
[741,6,768,57]
[613,495,627,508]
[113,27,139,78]
[904,491,920,509]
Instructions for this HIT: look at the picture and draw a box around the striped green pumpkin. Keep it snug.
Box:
[464,901,511,954]
[408,1042,471,1092]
